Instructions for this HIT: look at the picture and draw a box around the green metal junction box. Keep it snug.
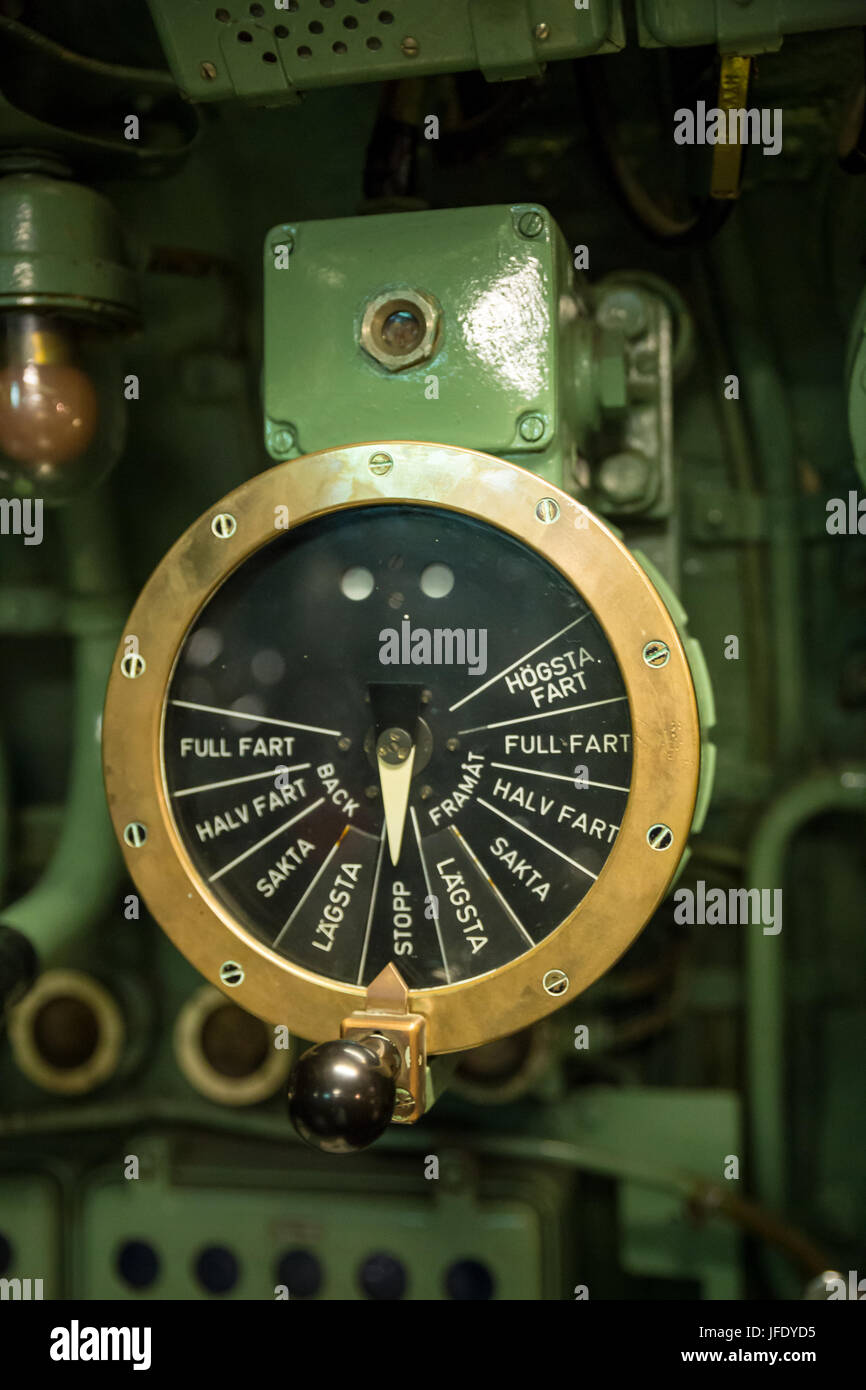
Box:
[264,203,585,471]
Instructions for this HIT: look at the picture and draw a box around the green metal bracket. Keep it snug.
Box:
[637,0,864,55]
[469,0,544,82]
[0,174,139,326]
[147,0,625,103]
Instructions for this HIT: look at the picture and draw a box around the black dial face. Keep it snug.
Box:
[163,504,633,991]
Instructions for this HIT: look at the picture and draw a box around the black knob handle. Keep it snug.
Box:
[287,1034,401,1154]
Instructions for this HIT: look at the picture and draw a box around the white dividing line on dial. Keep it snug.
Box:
[458,695,628,737]
[273,827,345,948]
[411,805,452,985]
[208,797,325,882]
[476,797,598,882]
[448,824,535,948]
[170,699,341,738]
[448,612,590,713]
[490,762,629,794]
[355,823,387,986]
[172,764,311,798]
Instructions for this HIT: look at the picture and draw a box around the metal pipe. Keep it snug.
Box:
[710,215,806,770]
[747,768,866,1290]
[0,489,126,967]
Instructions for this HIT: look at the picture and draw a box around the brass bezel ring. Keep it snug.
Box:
[173,985,293,1107]
[9,969,125,1095]
[102,441,701,1055]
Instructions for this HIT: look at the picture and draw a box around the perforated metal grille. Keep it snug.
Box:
[214,0,400,65]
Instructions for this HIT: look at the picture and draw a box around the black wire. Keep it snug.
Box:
[577,52,741,248]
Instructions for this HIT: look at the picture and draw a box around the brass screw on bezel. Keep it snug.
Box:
[643,640,671,668]
[647,823,674,851]
[542,969,570,997]
[120,652,146,679]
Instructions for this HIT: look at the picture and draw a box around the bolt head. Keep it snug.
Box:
[519,413,546,443]
[368,452,393,476]
[360,289,440,373]
[120,652,146,679]
[597,451,652,509]
[642,640,671,668]
[542,969,569,996]
[378,727,412,765]
[535,497,560,524]
[517,209,545,239]
[211,513,237,539]
[647,823,674,851]
[394,1088,414,1117]
[597,287,648,339]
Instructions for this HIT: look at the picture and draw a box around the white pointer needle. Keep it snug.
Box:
[377,726,416,866]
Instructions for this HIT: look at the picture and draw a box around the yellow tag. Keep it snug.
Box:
[711,55,753,200]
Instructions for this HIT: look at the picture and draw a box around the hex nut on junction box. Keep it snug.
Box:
[360,288,441,372]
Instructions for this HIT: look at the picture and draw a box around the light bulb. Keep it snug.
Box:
[0,313,106,499]
[0,359,99,467]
